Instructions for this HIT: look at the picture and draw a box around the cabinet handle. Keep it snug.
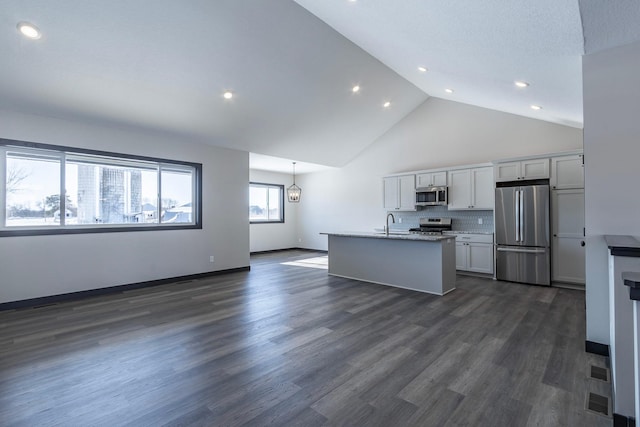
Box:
[581,241,585,247]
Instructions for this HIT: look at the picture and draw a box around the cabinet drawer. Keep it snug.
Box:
[454,234,494,244]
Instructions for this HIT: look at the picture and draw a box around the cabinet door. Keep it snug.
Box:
[468,243,494,274]
[416,172,447,187]
[552,189,585,237]
[383,177,399,209]
[416,173,432,188]
[553,238,585,284]
[447,169,471,209]
[432,172,447,186]
[551,155,584,189]
[470,167,494,209]
[455,242,468,270]
[398,175,416,211]
[521,158,549,179]
[494,162,520,182]
[551,189,585,284]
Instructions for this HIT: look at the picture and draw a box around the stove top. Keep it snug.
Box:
[409,217,452,235]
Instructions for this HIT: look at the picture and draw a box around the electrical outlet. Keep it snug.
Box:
[398,218,402,223]
[209,255,215,263]
[478,218,483,225]
[298,238,302,243]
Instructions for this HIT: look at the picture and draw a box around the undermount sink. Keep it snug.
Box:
[374,231,411,235]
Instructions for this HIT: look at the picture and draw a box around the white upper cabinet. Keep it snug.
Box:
[398,175,416,210]
[383,175,416,211]
[551,155,584,189]
[448,169,471,209]
[470,167,494,209]
[383,177,399,210]
[494,158,549,182]
[448,166,494,210]
[416,171,447,188]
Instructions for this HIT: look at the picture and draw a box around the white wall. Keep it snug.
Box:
[249,169,298,252]
[583,40,640,345]
[0,110,249,304]
[297,97,583,250]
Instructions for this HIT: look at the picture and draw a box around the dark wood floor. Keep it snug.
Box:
[0,250,611,426]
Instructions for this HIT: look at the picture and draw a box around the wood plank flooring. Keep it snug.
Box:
[0,250,611,426]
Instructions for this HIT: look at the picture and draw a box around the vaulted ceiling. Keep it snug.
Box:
[2,1,640,172]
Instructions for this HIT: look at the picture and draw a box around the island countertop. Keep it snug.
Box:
[320,231,456,242]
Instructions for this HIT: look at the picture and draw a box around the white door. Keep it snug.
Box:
[447,169,471,209]
[383,177,398,209]
[398,175,416,211]
[521,159,549,179]
[432,172,447,186]
[552,189,585,284]
[455,242,468,270]
[551,155,584,189]
[471,167,494,209]
[494,162,520,182]
[468,243,494,274]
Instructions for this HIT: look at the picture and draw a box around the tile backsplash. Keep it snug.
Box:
[387,206,494,233]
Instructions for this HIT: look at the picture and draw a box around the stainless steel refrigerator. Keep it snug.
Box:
[495,183,550,285]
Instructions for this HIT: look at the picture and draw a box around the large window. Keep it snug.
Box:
[249,183,284,223]
[1,139,202,236]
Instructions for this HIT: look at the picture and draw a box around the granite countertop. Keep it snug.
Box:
[605,235,640,257]
[321,231,455,242]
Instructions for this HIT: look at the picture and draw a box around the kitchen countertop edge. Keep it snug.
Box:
[605,235,640,257]
[320,232,456,242]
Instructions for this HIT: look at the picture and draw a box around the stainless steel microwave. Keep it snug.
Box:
[415,186,448,206]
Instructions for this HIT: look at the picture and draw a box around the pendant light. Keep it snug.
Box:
[287,162,301,203]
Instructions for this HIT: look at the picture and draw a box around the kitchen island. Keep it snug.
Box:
[321,232,456,295]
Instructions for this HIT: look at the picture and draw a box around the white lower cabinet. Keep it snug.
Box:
[454,234,494,274]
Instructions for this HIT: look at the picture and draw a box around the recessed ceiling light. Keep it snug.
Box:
[530,105,542,110]
[223,91,233,100]
[418,66,428,73]
[515,81,529,88]
[352,85,360,93]
[17,22,41,40]
[383,101,391,108]
[444,88,454,94]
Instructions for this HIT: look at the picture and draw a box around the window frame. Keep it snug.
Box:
[249,182,285,224]
[1,138,202,237]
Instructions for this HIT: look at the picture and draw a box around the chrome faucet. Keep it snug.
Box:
[386,213,395,236]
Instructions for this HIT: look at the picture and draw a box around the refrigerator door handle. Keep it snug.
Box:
[514,189,520,242]
[496,247,547,254]
[519,190,524,242]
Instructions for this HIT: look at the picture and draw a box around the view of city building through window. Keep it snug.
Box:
[249,183,284,223]
[2,142,200,233]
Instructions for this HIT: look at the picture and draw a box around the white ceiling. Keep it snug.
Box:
[250,153,333,175]
[2,1,640,171]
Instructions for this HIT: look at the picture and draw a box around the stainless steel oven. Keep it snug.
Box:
[415,186,447,206]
